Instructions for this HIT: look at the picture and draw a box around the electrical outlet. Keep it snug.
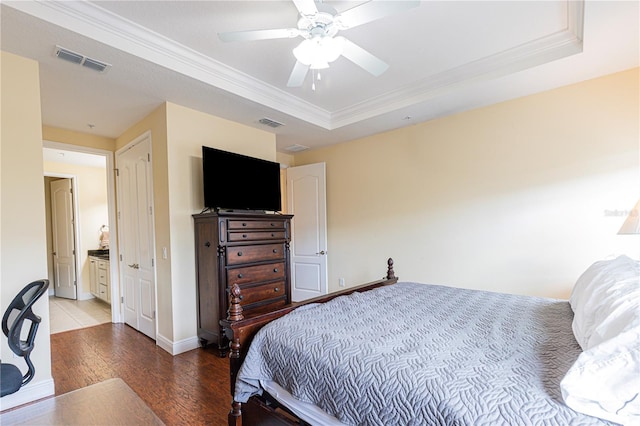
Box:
[339,277,345,287]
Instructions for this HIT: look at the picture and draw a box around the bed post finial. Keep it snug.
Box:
[386,258,396,280]
[227,284,244,321]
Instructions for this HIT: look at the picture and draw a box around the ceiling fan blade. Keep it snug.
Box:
[340,37,389,76]
[336,0,420,29]
[287,61,310,87]
[292,0,318,16]
[218,28,299,43]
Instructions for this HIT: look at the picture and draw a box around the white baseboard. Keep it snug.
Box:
[77,291,94,301]
[0,378,55,411]
[156,333,199,355]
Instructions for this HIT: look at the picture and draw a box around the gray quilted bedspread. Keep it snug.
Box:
[235,282,616,425]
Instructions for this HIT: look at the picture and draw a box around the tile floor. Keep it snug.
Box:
[49,296,111,334]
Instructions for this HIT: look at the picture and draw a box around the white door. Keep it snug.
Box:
[50,178,77,299]
[116,134,156,340]
[287,163,328,302]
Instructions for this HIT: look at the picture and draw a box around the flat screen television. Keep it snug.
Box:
[202,146,282,212]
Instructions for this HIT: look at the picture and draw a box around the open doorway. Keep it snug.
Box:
[43,141,121,333]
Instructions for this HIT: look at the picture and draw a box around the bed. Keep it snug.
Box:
[220,257,639,426]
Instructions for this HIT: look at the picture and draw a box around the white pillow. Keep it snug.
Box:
[561,255,640,425]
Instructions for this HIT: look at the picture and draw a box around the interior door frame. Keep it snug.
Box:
[43,140,122,324]
[46,174,79,299]
[115,130,158,339]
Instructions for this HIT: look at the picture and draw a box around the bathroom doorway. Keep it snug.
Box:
[43,141,121,331]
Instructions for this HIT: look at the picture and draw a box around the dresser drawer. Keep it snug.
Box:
[227,262,285,286]
[243,297,288,317]
[98,260,108,270]
[228,230,285,242]
[98,270,108,285]
[238,281,286,306]
[226,243,284,265]
[228,220,285,230]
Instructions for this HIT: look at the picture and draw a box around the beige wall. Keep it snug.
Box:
[43,162,109,299]
[294,67,639,298]
[164,102,277,343]
[43,126,115,151]
[114,102,277,348]
[0,51,53,408]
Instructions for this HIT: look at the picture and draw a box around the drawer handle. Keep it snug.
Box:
[270,223,275,227]
[272,249,278,254]
[237,273,243,279]
[271,233,275,237]
[274,288,279,292]
[273,268,278,273]
[242,234,247,238]
[242,223,247,227]
[205,241,211,247]
[237,251,243,256]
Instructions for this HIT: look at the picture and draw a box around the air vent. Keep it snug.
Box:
[82,57,110,73]
[285,144,309,153]
[258,117,284,128]
[55,47,83,64]
[54,46,111,73]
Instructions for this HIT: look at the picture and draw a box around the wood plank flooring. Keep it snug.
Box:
[50,323,231,425]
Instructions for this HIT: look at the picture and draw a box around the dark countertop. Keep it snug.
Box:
[88,249,109,260]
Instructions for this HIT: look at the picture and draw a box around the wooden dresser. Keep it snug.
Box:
[193,211,293,354]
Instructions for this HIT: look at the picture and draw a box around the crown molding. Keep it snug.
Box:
[6,0,584,131]
[330,0,584,128]
[6,0,331,128]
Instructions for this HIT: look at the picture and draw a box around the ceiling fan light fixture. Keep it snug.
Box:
[293,36,344,68]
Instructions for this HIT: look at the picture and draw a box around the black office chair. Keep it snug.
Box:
[1,279,49,397]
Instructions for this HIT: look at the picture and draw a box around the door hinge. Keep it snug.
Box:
[147,153,150,162]
[121,296,124,303]
[120,254,123,261]
[151,258,154,267]
[149,206,153,215]
[153,311,156,319]
[118,211,121,220]
[72,249,75,255]
[115,168,119,177]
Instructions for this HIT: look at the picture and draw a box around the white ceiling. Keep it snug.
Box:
[1,1,638,153]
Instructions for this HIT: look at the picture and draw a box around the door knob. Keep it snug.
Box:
[316,250,326,255]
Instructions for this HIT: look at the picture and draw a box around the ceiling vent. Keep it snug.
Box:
[258,117,284,128]
[285,144,309,153]
[54,46,111,73]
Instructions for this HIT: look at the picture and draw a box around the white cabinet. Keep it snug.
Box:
[89,256,110,304]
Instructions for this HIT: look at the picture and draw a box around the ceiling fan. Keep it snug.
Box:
[218,0,420,87]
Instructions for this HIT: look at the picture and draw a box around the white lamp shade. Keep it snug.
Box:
[293,36,344,69]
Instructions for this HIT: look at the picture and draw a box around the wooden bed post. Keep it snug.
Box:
[386,258,395,280]
[227,284,243,426]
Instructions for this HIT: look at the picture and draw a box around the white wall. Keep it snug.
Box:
[295,68,639,299]
[0,51,54,409]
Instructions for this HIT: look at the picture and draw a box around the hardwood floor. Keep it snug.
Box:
[51,323,231,425]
